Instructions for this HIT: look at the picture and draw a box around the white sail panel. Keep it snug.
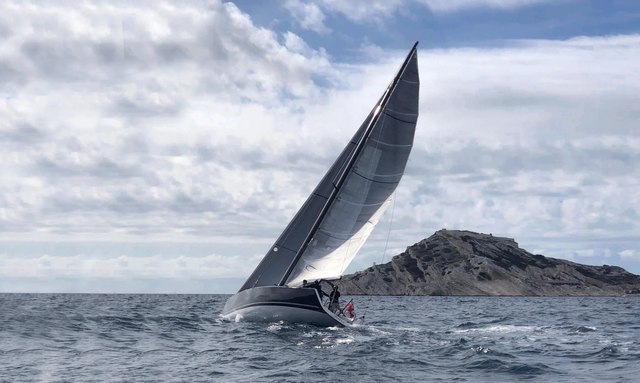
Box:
[286,198,391,286]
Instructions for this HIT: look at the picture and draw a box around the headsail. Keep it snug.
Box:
[239,43,419,291]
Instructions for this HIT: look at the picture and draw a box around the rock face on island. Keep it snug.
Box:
[338,229,640,296]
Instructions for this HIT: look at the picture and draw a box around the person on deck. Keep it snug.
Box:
[328,285,341,313]
[303,280,327,301]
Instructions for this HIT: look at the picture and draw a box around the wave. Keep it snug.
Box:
[456,316,512,328]
[465,358,555,376]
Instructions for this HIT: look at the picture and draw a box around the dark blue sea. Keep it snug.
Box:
[1,294,639,382]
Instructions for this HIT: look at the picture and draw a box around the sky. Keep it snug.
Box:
[1,0,639,293]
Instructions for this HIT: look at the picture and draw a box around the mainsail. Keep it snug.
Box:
[239,43,419,291]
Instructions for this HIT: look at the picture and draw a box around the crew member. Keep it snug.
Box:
[328,285,341,313]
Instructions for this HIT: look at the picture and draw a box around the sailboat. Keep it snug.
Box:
[222,42,420,327]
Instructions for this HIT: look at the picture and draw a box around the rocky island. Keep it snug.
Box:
[338,229,640,296]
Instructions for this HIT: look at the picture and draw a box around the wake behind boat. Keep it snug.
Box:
[222,42,420,327]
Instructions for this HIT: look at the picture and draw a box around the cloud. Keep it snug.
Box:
[620,250,640,261]
[284,0,330,34]
[0,0,336,241]
[282,0,412,26]
[0,0,332,98]
[284,0,552,27]
[0,252,261,279]
[419,35,640,143]
[0,123,48,144]
[1,1,639,291]
[420,0,550,14]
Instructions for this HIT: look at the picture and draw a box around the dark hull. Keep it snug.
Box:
[222,286,350,327]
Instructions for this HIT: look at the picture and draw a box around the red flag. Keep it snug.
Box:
[345,301,355,319]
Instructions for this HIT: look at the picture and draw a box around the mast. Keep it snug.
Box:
[277,42,419,286]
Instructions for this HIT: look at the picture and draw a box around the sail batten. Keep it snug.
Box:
[368,138,413,148]
[238,43,419,292]
[351,171,404,183]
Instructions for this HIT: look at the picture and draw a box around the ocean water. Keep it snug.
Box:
[1,294,639,382]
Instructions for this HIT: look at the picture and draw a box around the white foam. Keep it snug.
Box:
[473,346,491,354]
[335,336,355,345]
[266,321,287,332]
[453,324,538,334]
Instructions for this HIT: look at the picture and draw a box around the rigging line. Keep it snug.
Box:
[380,191,397,265]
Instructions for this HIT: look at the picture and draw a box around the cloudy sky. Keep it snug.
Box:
[1,0,639,293]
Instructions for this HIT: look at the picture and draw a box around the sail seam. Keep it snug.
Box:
[331,199,386,207]
[368,137,413,148]
[352,169,402,184]
[317,229,370,240]
[384,111,417,124]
